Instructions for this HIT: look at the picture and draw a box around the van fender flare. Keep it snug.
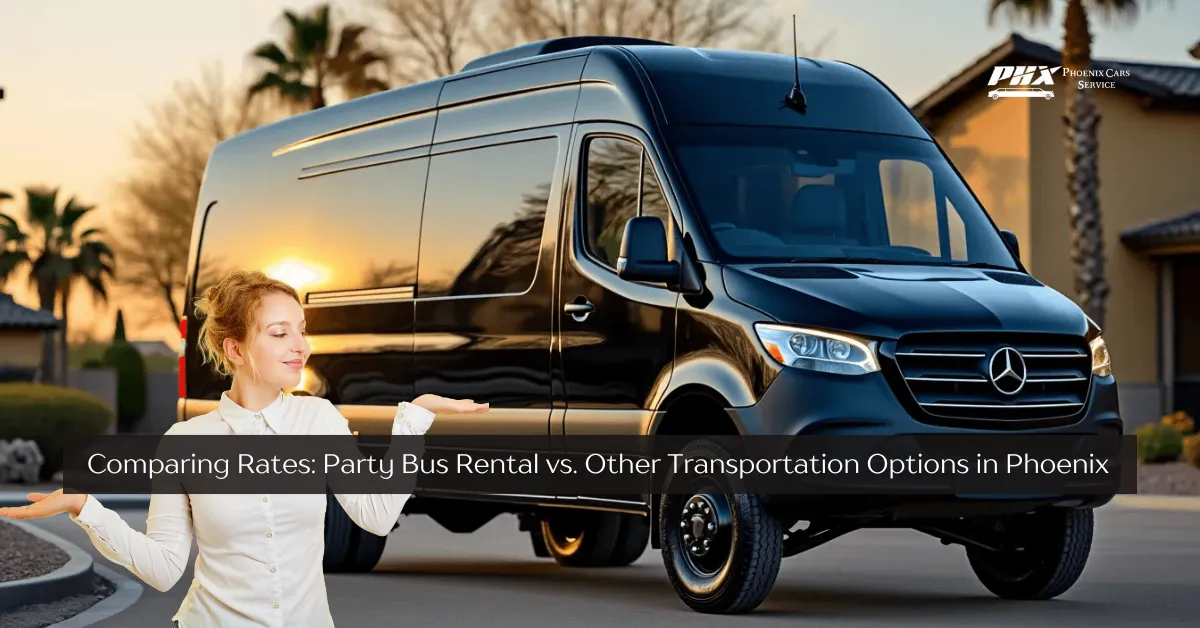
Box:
[647,355,760,434]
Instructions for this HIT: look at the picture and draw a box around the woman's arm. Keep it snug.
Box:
[324,400,435,536]
[70,491,195,593]
[322,395,486,537]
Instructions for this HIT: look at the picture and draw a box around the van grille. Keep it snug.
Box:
[891,333,1092,428]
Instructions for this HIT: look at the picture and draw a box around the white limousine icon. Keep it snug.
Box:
[989,87,1054,100]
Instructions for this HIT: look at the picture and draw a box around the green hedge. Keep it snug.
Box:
[0,383,113,480]
[1135,422,1184,464]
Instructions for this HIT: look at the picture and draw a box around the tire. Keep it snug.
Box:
[658,439,783,614]
[540,511,648,567]
[967,507,1093,600]
[323,491,389,573]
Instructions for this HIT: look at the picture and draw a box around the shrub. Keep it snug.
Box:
[1162,411,1196,435]
[102,309,147,433]
[103,341,147,432]
[1136,423,1184,463]
[1183,435,1200,470]
[0,383,112,480]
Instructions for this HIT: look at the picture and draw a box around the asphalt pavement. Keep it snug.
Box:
[24,502,1200,627]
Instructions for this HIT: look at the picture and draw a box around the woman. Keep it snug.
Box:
[0,269,488,627]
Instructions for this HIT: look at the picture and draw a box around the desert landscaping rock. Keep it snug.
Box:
[0,519,69,584]
[1138,461,1200,496]
[0,575,115,628]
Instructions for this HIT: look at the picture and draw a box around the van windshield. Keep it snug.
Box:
[667,125,1020,270]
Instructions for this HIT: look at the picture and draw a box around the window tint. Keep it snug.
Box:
[194,157,428,301]
[417,138,559,298]
[667,125,1018,269]
[584,136,673,269]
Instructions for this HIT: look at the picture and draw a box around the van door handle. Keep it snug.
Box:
[564,299,594,322]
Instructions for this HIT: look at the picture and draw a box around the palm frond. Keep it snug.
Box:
[252,41,294,69]
[0,212,27,245]
[24,187,61,234]
[57,199,95,245]
[0,250,31,285]
[987,0,1054,27]
[1085,0,1153,25]
[247,72,312,106]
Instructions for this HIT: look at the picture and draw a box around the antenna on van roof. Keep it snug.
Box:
[781,14,807,115]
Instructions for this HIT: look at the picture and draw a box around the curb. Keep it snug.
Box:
[0,519,96,614]
[47,563,144,628]
[1110,494,1200,512]
[0,494,150,509]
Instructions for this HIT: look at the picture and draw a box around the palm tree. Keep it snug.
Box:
[0,187,115,384]
[987,0,1157,328]
[247,3,391,111]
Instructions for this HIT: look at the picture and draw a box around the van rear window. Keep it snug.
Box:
[193,157,428,301]
[416,138,560,298]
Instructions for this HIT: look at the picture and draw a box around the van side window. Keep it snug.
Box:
[584,136,672,270]
[417,137,559,298]
[194,158,428,301]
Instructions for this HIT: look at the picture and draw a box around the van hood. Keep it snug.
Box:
[722,263,1090,340]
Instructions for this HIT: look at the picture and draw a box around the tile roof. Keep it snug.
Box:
[1120,209,1200,252]
[0,292,61,330]
[912,33,1200,122]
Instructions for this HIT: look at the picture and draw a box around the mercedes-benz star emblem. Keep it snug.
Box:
[988,347,1027,395]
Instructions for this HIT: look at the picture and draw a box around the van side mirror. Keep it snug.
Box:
[1000,229,1020,260]
[618,216,680,283]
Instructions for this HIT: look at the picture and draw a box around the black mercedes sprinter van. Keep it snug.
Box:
[180,36,1121,614]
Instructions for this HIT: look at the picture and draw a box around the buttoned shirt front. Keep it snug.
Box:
[70,391,435,628]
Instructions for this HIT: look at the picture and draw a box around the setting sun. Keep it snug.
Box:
[267,260,325,292]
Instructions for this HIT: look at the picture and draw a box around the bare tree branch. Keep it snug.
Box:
[372,0,831,84]
[111,64,285,327]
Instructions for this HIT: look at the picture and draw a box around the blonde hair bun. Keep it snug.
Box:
[193,270,300,378]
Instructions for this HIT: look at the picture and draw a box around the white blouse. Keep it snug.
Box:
[69,391,436,628]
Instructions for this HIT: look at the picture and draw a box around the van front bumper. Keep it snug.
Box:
[722,366,1123,519]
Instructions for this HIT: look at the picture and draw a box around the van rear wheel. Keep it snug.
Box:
[659,439,783,614]
[540,511,649,567]
[323,491,388,573]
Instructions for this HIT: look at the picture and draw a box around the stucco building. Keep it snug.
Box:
[911,34,1200,429]
[0,291,62,382]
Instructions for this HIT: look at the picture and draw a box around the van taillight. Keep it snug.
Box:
[178,317,187,398]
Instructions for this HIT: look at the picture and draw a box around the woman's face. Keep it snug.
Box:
[238,291,310,388]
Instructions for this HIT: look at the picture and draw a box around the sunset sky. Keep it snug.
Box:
[1,0,1197,345]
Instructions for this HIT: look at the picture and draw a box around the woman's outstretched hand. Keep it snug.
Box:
[0,490,87,520]
[411,394,489,415]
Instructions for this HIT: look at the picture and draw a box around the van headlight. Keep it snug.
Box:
[1089,335,1112,377]
[753,324,879,375]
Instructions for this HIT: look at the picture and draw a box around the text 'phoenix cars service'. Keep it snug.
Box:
[179,36,1121,614]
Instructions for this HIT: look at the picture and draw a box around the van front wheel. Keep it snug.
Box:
[659,440,783,614]
[966,507,1094,600]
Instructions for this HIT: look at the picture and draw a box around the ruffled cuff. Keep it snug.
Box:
[392,401,436,436]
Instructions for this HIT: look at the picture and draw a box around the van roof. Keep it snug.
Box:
[217,38,930,163]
